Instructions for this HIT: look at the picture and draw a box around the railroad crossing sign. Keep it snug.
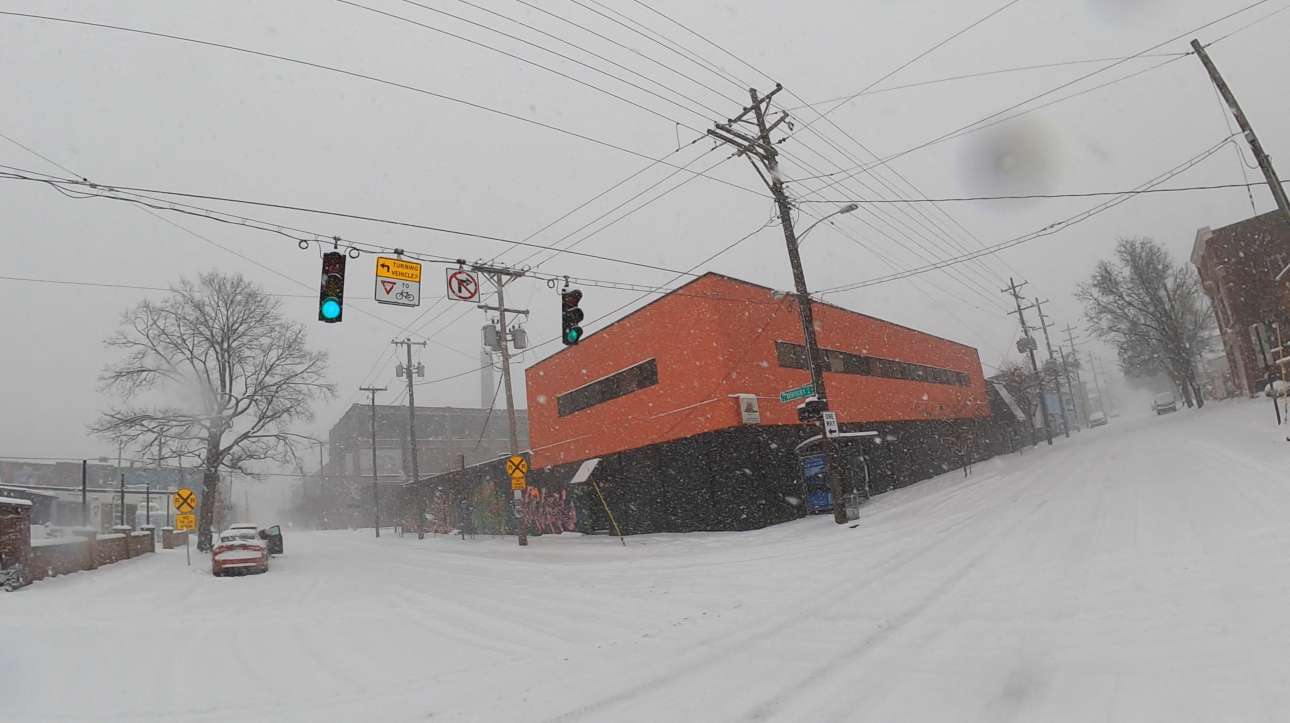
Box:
[779,383,815,403]
[505,454,529,478]
[445,268,480,302]
[375,256,422,308]
[174,513,197,532]
[172,487,197,513]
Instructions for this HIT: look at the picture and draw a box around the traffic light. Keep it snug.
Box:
[318,251,346,323]
[561,289,584,345]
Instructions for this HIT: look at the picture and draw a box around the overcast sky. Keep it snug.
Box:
[2,0,1286,464]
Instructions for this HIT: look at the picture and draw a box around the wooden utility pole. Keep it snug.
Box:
[1003,278,1052,446]
[392,338,428,538]
[1062,324,1088,423]
[1032,298,1071,438]
[1191,39,1290,226]
[471,263,530,545]
[708,84,848,525]
[360,385,387,538]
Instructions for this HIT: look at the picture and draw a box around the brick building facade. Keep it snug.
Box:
[1192,210,1290,396]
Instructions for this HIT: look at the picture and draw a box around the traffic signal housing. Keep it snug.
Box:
[561,289,584,345]
[318,251,346,323]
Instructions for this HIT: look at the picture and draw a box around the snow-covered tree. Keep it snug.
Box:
[92,272,334,550]
[1077,237,1214,407]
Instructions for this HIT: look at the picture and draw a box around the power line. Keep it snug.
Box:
[0,10,764,198]
[510,0,740,106]
[0,170,708,278]
[618,0,1021,299]
[783,52,1191,109]
[336,0,709,130]
[805,0,1024,128]
[816,135,1237,295]
[799,0,1273,186]
[796,177,1290,203]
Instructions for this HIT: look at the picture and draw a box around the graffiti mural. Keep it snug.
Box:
[520,487,576,535]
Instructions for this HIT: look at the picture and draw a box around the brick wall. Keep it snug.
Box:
[28,539,91,581]
[0,501,32,574]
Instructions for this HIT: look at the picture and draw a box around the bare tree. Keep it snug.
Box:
[1077,237,1214,408]
[93,272,334,549]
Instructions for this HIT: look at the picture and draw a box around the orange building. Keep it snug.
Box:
[522,273,991,534]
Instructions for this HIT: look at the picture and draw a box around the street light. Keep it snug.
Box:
[797,203,859,245]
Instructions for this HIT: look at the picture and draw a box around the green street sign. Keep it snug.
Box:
[779,383,815,403]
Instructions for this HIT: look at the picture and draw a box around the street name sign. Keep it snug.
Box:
[779,383,815,403]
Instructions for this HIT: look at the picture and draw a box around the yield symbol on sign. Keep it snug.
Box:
[381,280,396,294]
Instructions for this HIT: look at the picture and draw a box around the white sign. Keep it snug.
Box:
[375,277,421,307]
[821,411,839,438]
[736,394,761,425]
[446,268,481,302]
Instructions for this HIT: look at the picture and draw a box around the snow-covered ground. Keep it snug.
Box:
[3,398,1289,722]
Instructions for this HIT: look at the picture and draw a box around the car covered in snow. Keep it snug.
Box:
[1087,410,1108,427]
[227,522,285,555]
[211,528,270,576]
[1152,393,1178,415]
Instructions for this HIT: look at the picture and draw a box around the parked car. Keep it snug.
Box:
[211,528,269,576]
[1087,410,1108,427]
[1152,393,1178,415]
[228,522,284,555]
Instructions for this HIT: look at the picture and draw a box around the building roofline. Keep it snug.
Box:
[528,271,980,371]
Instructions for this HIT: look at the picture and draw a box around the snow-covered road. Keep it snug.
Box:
[5,399,1290,722]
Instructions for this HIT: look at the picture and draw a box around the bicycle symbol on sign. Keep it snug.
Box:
[395,290,416,302]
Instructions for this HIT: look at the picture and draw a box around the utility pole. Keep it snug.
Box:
[392,338,428,539]
[708,84,848,525]
[316,442,325,531]
[471,262,531,545]
[1062,324,1088,425]
[1032,299,1071,438]
[81,459,88,528]
[1087,351,1106,415]
[360,385,387,538]
[1191,39,1290,226]
[1003,278,1052,445]
[119,471,126,527]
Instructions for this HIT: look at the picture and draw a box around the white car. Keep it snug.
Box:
[1087,410,1108,427]
[1152,393,1178,415]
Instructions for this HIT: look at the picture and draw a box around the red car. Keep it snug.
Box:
[211,528,270,576]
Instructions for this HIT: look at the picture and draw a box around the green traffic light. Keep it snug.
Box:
[320,298,342,320]
[564,327,582,344]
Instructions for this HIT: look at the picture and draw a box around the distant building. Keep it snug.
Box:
[326,404,528,482]
[1193,210,1290,396]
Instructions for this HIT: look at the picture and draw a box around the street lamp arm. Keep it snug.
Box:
[797,203,859,245]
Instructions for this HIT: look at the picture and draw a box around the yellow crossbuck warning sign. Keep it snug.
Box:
[505,455,529,478]
[172,488,197,513]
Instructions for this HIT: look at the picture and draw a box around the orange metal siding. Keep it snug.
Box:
[525,274,988,468]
